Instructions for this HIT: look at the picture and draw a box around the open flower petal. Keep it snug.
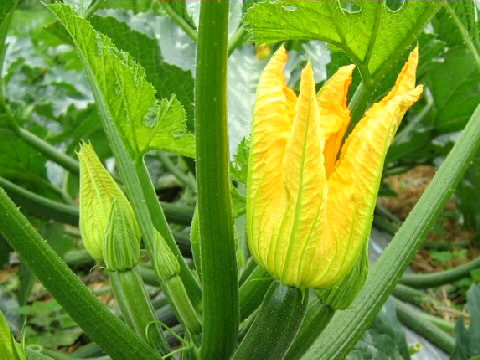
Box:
[247,46,295,268]
[315,48,423,287]
[317,64,355,177]
[274,63,327,287]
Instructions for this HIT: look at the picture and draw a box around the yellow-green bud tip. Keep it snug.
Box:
[153,230,180,280]
[103,199,141,272]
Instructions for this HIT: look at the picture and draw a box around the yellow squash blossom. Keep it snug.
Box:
[247,46,423,289]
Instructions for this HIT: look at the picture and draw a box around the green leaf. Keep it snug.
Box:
[427,3,480,132]
[89,14,195,126]
[348,299,410,360]
[425,46,480,132]
[244,0,439,80]
[0,129,51,195]
[435,1,480,59]
[48,3,195,158]
[452,284,480,360]
[230,137,249,185]
[0,0,17,77]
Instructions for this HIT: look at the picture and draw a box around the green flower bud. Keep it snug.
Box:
[315,243,369,310]
[78,143,140,262]
[103,199,141,271]
[153,230,180,280]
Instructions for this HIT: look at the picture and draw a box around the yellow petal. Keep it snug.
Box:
[274,63,327,287]
[247,46,296,269]
[317,64,355,177]
[309,48,423,287]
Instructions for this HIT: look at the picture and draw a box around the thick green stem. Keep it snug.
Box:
[228,26,247,56]
[14,127,79,175]
[233,282,307,360]
[392,284,462,324]
[419,312,456,333]
[163,275,202,336]
[283,299,334,360]
[394,298,455,355]
[392,283,436,307]
[0,176,78,226]
[400,257,480,288]
[195,1,238,358]
[135,160,201,307]
[0,187,160,360]
[109,268,169,354]
[303,104,480,359]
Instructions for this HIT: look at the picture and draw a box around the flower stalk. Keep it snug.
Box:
[152,230,202,337]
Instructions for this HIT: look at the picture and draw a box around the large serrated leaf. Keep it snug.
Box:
[0,0,17,77]
[89,14,195,127]
[48,3,195,158]
[244,0,439,77]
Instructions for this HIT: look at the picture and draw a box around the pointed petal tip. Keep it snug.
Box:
[272,45,288,62]
[340,63,356,74]
[408,46,419,68]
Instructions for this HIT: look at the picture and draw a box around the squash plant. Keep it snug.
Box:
[0,1,479,359]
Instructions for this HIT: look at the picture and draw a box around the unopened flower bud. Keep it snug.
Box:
[153,230,180,280]
[103,199,141,271]
[78,143,140,262]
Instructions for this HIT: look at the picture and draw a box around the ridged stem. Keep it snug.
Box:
[394,298,455,355]
[303,104,480,359]
[0,176,78,226]
[109,268,169,354]
[0,187,160,360]
[400,257,480,288]
[195,1,238,358]
[135,160,201,307]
